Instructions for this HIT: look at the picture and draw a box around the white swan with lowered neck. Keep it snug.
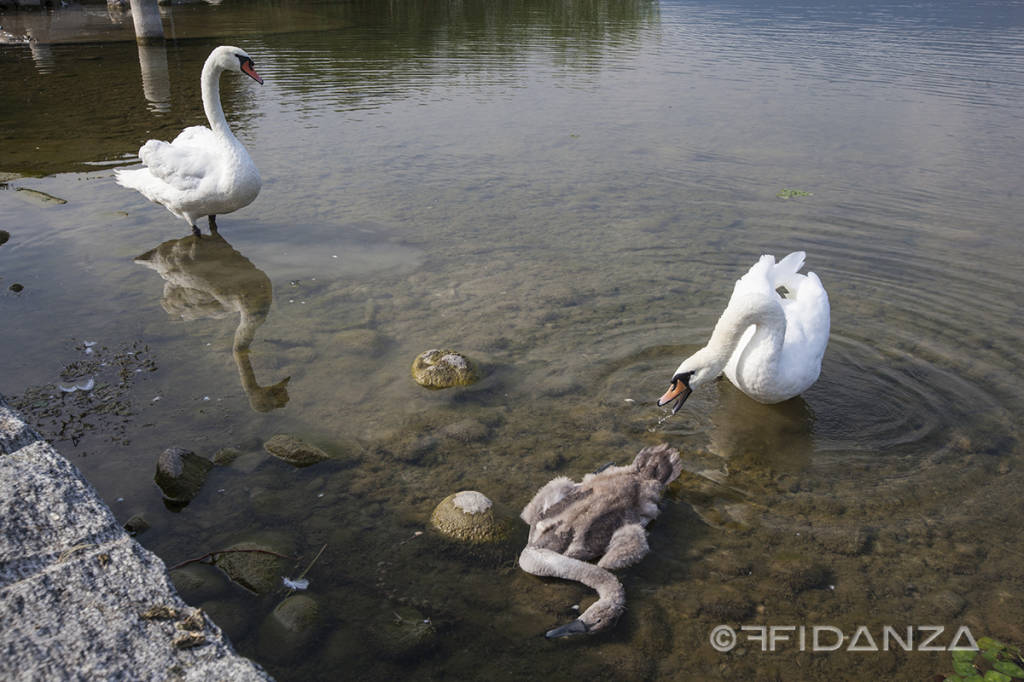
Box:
[658,251,830,410]
[116,46,263,236]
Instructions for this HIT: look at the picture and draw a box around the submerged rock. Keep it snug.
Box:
[264,434,330,467]
[439,418,491,443]
[170,564,227,604]
[411,349,479,389]
[369,605,437,661]
[768,556,831,596]
[257,594,321,663]
[430,491,512,544]
[332,328,388,357]
[213,540,291,594]
[123,513,150,537]
[154,447,212,506]
[15,187,67,205]
[212,447,242,466]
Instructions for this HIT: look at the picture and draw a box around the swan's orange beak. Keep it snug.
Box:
[241,60,263,85]
[657,373,693,414]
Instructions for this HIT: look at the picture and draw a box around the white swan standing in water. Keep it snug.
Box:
[657,251,830,410]
[115,46,263,236]
[519,444,683,637]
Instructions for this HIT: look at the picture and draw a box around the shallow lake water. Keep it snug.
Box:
[2,0,1024,679]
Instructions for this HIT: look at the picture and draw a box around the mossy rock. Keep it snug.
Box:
[257,594,321,663]
[264,434,331,467]
[430,491,512,544]
[212,447,243,466]
[214,541,291,594]
[411,349,479,389]
[154,447,212,504]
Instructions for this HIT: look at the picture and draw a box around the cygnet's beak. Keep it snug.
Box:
[241,58,263,85]
[545,619,589,638]
[657,372,693,415]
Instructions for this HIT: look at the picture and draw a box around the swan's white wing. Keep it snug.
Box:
[732,254,776,297]
[733,251,809,301]
[780,268,830,385]
[771,251,805,289]
[789,270,830,348]
[137,126,221,192]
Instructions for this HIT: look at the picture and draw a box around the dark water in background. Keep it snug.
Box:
[2,0,1024,679]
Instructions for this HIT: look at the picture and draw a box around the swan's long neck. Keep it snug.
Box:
[518,546,625,625]
[201,58,234,139]
[683,293,786,381]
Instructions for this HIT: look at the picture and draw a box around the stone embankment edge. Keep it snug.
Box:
[0,394,273,681]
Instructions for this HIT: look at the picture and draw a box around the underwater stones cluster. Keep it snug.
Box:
[152,434,333,509]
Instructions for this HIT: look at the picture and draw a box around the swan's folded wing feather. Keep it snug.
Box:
[772,251,805,287]
[735,252,809,300]
[138,126,220,192]
[733,254,776,297]
[787,271,830,351]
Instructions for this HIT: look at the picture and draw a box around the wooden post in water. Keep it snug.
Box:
[128,0,164,44]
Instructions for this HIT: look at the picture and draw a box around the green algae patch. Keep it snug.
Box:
[776,188,813,199]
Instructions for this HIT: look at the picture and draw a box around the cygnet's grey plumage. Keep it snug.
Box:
[519,443,682,637]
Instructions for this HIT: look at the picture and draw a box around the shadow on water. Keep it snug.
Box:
[134,230,290,413]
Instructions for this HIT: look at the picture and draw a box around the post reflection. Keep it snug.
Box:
[134,232,290,412]
[136,42,171,113]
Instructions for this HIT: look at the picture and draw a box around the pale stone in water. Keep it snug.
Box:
[430,490,511,544]
[453,490,492,515]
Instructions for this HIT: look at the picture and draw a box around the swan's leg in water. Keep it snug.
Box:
[596,524,649,570]
[191,224,201,237]
[208,215,218,232]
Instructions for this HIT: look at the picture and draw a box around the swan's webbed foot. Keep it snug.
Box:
[191,224,201,237]
[208,215,218,232]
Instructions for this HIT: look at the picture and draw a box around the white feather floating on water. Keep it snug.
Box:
[282,577,309,590]
[58,377,95,393]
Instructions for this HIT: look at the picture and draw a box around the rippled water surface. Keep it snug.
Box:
[2,0,1024,679]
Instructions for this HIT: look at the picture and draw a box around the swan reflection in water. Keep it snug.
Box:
[708,385,815,472]
[666,385,815,529]
[135,231,290,412]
